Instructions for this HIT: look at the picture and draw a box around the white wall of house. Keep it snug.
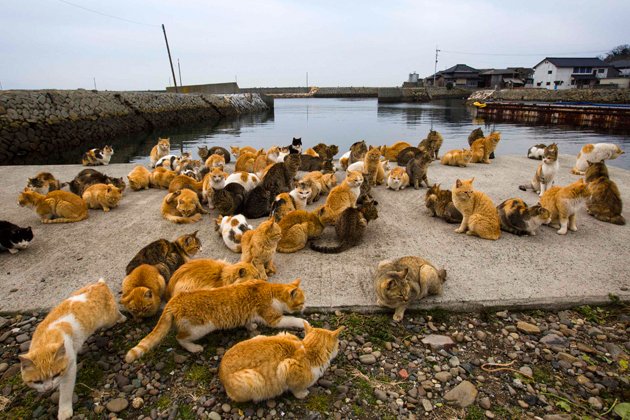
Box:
[533,61,572,90]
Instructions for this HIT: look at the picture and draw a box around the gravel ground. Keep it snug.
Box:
[2,303,630,420]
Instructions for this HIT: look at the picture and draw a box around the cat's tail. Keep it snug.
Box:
[518,183,533,191]
[270,198,286,222]
[437,269,447,282]
[41,213,88,224]
[126,308,174,363]
[309,240,349,254]
[595,213,626,225]
[571,167,585,175]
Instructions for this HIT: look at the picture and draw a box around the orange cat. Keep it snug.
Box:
[150,167,177,189]
[241,218,283,280]
[219,322,342,402]
[452,178,501,240]
[363,147,382,186]
[19,189,88,224]
[470,132,501,164]
[254,146,280,176]
[202,166,228,207]
[235,149,264,173]
[82,184,123,211]
[386,167,410,190]
[300,172,338,204]
[539,179,592,235]
[165,258,260,300]
[205,153,226,168]
[125,279,306,361]
[324,171,363,217]
[150,138,170,168]
[231,145,257,159]
[277,206,336,253]
[168,174,204,202]
[120,264,166,321]
[128,166,151,190]
[380,142,412,162]
[20,280,125,420]
[441,148,473,167]
[303,148,319,157]
[161,189,207,224]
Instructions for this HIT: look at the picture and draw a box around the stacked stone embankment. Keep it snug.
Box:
[0,90,269,164]
[468,88,630,104]
[312,87,378,98]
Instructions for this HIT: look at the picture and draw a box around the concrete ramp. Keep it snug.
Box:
[0,154,628,314]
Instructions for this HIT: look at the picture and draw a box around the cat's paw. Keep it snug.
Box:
[103,207,110,212]
[117,314,127,324]
[58,407,73,420]
[393,314,403,322]
[528,231,536,236]
[292,389,309,399]
[455,228,466,233]
[183,343,204,353]
[8,248,18,254]
[557,229,567,235]
[569,226,578,232]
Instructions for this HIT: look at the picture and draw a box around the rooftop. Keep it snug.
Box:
[535,57,611,68]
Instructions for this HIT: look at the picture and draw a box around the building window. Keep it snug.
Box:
[598,68,605,73]
[548,70,552,74]
[537,82,542,86]
[546,82,551,86]
[571,79,575,85]
[573,67,579,73]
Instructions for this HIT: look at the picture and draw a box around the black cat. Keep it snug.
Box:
[243,185,272,219]
[0,221,33,254]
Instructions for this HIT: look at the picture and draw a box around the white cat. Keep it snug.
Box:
[572,143,624,175]
[155,155,181,171]
[386,167,410,191]
[527,144,547,160]
[225,172,261,192]
[215,215,253,252]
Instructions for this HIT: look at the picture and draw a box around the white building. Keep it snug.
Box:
[532,57,613,90]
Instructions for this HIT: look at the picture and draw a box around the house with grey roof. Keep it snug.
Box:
[532,57,615,90]
[425,64,480,88]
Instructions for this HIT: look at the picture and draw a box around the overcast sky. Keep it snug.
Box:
[1,0,627,91]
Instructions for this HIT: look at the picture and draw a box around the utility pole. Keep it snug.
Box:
[162,24,178,93]
[433,46,440,87]
[178,59,182,87]
[93,78,97,90]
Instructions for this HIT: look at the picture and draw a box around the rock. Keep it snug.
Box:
[15,333,29,343]
[106,398,129,413]
[587,327,603,336]
[435,372,452,383]
[577,375,591,385]
[557,352,580,364]
[517,321,540,334]
[518,400,529,408]
[604,343,627,360]
[449,356,460,368]
[359,354,377,364]
[173,353,188,364]
[475,331,487,341]
[421,399,433,412]
[399,369,409,379]
[32,405,46,418]
[539,334,568,347]
[374,389,388,402]
[543,415,571,420]
[115,373,130,387]
[443,380,478,408]
[519,366,533,378]
[421,335,456,351]
[19,341,30,352]
[221,403,231,413]
[132,397,144,409]
[318,379,332,388]
[577,343,595,353]
[485,410,495,418]
[0,363,7,373]
[480,397,491,409]
[208,412,221,420]
[588,397,602,410]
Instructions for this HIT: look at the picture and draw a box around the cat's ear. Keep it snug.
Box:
[55,343,67,360]
[244,255,254,264]
[469,177,475,183]
[144,289,153,300]
[373,201,378,206]
[213,219,222,230]
[303,320,312,334]
[332,326,344,337]
[455,179,462,188]
[238,268,247,277]
[385,279,396,290]
[18,354,33,368]
[119,296,129,305]
[291,278,302,287]
[398,268,409,279]
[369,145,374,150]
[600,159,605,164]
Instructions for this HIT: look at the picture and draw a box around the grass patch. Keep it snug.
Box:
[573,305,605,324]
[532,367,552,384]
[157,395,172,410]
[178,404,195,420]
[466,405,484,420]
[304,393,333,412]
[186,365,212,384]
[329,314,395,344]
[76,358,104,390]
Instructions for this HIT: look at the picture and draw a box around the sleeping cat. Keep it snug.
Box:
[386,167,410,191]
[20,279,125,420]
[128,166,151,191]
[452,178,501,240]
[325,171,363,217]
[262,154,301,199]
[584,160,625,225]
[527,144,547,160]
[241,218,283,280]
[496,198,551,236]
[120,265,166,321]
[425,184,463,224]
[161,189,207,224]
[27,172,65,195]
[219,323,342,402]
[226,171,261,192]
[539,179,592,235]
[287,137,302,154]
[440,148,473,167]
[277,206,336,253]
[301,172,338,204]
[169,174,204,202]
[19,189,89,224]
[82,184,123,212]
[299,155,336,173]
[82,146,113,166]
[214,215,253,252]
[380,142,412,162]
[0,221,33,254]
[572,143,624,175]
[150,138,170,168]
[519,143,559,196]
[126,231,202,282]
[149,167,177,189]
[310,200,378,254]
[125,279,307,361]
[212,183,247,216]
[374,256,446,321]
[231,145,257,159]
[406,152,432,189]
[69,169,126,196]
[470,132,501,164]
[312,143,339,160]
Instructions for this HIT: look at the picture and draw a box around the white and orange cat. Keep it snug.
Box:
[150,138,170,168]
[202,166,228,207]
[452,178,501,240]
[19,280,126,420]
[325,171,363,217]
[571,143,624,175]
[219,322,343,402]
[300,172,338,204]
[540,178,592,234]
[226,171,261,192]
[386,167,410,191]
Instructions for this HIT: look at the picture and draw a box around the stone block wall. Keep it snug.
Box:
[468,88,630,104]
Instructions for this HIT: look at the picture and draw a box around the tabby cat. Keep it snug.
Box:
[470,132,501,164]
[82,184,123,212]
[150,138,170,168]
[127,166,151,191]
[277,206,336,253]
[539,179,592,234]
[374,256,447,321]
[425,184,463,224]
[406,152,432,189]
[0,221,33,254]
[467,127,484,148]
[161,189,207,224]
[219,323,342,402]
[19,189,89,224]
[125,279,307,361]
[82,146,113,166]
[301,172,338,204]
[126,231,202,282]
[380,142,412,162]
[69,169,126,196]
[572,143,624,175]
[149,167,177,189]
[312,143,339,160]
[214,215,253,252]
[348,140,368,165]
[27,172,65,195]
[519,143,559,196]
[198,146,231,163]
[299,155,335,173]
[418,130,443,160]
[241,218,283,280]
[362,147,382,186]
[584,160,625,225]
[310,200,378,254]
[386,167,410,191]
[243,185,273,219]
[440,148,473,167]
[325,171,363,217]
[20,280,125,420]
[496,198,551,236]
[262,154,301,199]
[452,178,501,240]
[120,265,166,321]
[212,183,247,216]
[396,147,423,167]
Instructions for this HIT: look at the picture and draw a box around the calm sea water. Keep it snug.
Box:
[34,98,630,169]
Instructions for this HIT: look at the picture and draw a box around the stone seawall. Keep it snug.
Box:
[468,88,630,104]
[0,90,269,164]
[427,86,478,100]
[312,87,378,98]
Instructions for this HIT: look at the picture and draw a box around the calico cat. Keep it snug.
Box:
[202,166,228,207]
[165,259,260,300]
[126,231,202,281]
[339,151,351,170]
[325,171,363,217]
[374,256,447,321]
[425,184,463,224]
[0,221,33,254]
[299,155,336,173]
[348,140,368,165]
[496,198,551,236]
[584,160,625,225]
[262,154,301,199]
[19,189,89,224]
[519,143,559,196]
[243,185,272,219]
[226,171,261,192]
[277,206,336,253]
[406,152,432,189]
[301,172,338,204]
[312,143,339,160]
[205,153,226,169]
[396,147,423,167]
[20,280,125,420]
[150,138,170,168]
[125,279,307,361]
[231,145,257,159]
[155,155,181,171]
[386,167,410,191]
[149,167,177,189]
[27,172,65,195]
[572,143,625,175]
[212,183,247,216]
[272,180,313,222]
[219,323,342,402]
[120,265,166,321]
[418,130,443,160]
[214,215,253,252]
[310,200,378,254]
[470,132,501,164]
[452,178,501,240]
[380,142,412,162]
[254,147,280,176]
[82,146,113,166]
[199,146,231,163]
[241,218,283,280]
[287,137,302,154]
[128,166,151,191]
[540,179,592,234]
[69,169,126,196]
[82,184,123,211]
[440,148,473,167]
[527,144,547,160]
[161,189,207,224]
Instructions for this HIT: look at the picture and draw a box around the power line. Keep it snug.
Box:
[56,0,160,27]
[440,49,608,57]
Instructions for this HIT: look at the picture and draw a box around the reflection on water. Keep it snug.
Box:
[15,98,630,170]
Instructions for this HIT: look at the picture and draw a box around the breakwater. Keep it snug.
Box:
[469,88,630,104]
[378,87,476,103]
[0,90,269,164]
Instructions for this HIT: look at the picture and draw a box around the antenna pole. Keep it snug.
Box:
[162,24,178,93]
[433,45,440,86]
[178,59,183,87]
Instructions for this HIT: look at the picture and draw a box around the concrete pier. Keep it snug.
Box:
[1,154,629,315]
